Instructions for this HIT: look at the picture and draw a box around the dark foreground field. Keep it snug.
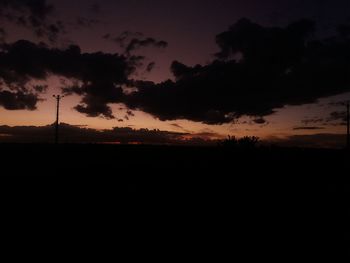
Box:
[0,144,349,260]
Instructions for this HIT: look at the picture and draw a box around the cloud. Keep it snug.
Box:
[103,32,167,78]
[0,90,39,110]
[324,111,347,126]
[301,109,348,127]
[0,0,53,20]
[169,123,193,133]
[123,18,350,124]
[33,84,48,93]
[270,134,347,149]
[0,0,64,43]
[89,3,101,15]
[301,117,325,125]
[302,110,348,127]
[191,132,226,140]
[293,126,325,130]
[329,111,347,122]
[125,37,167,54]
[215,18,315,60]
[146,62,156,72]
[0,40,135,118]
[126,110,135,117]
[170,123,184,129]
[253,118,267,124]
[328,100,349,107]
[76,17,100,28]
[74,97,116,120]
[1,19,350,124]
[104,31,168,55]
[0,27,5,43]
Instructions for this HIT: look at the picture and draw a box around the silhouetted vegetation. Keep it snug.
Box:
[0,143,349,260]
[218,136,260,149]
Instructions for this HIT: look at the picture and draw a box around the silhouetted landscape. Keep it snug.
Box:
[1,142,349,260]
[1,0,350,260]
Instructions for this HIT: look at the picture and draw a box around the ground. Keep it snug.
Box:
[0,144,349,260]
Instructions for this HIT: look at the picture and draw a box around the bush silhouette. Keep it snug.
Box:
[219,136,260,149]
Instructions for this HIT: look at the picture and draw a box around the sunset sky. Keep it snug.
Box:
[0,0,350,145]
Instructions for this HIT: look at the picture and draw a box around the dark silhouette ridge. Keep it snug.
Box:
[1,123,348,148]
[0,143,349,260]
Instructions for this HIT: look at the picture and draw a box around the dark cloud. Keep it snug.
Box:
[125,38,167,54]
[146,62,156,72]
[103,31,142,48]
[33,84,48,93]
[0,90,39,110]
[329,111,347,122]
[270,133,347,149]
[253,118,267,124]
[75,2,103,28]
[293,126,325,130]
[326,111,347,126]
[2,19,350,124]
[126,110,135,117]
[74,97,116,119]
[0,0,64,43]
[123,19,350,124]
[0,27,6,43]
[76,17,100,28]
[302,117,325,125]
[329,100,349,107]
[89,3,101,15]
[170,123,184,129]
[0,0,54,20]
[192,132,225,140]
[215,18,315,60]
[123,110,135,121]
[0,40,135,117]
[104,31,168,55]
[302,109,348,127]
[169,123,193,133]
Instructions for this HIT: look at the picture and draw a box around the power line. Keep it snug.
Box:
[53,95,64,144]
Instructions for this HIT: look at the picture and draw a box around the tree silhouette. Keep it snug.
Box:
[219,136,260,149]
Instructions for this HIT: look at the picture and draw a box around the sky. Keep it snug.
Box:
[0,0,350,146]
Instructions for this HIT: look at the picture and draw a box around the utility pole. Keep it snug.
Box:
[347,101,349,150]
[53,95,64,144]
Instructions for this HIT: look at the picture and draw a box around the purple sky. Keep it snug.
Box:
[0,0,349,146]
